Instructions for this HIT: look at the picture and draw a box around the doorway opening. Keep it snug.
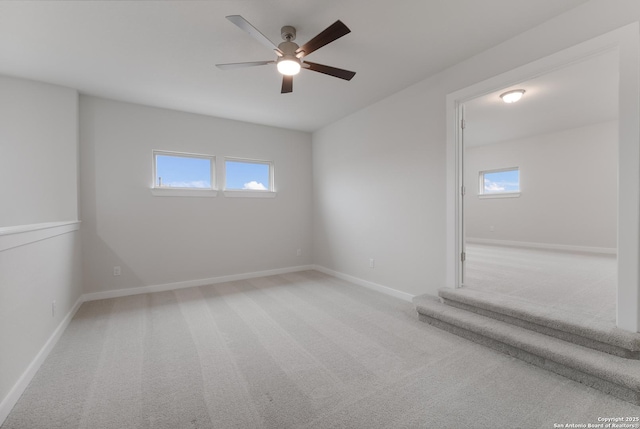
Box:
[446,22,640,332]
[461,50,619,323]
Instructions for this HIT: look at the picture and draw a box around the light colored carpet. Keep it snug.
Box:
[464,244,617,323]
[3,270,639,429]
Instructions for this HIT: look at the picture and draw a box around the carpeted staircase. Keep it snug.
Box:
[413,287,640,405]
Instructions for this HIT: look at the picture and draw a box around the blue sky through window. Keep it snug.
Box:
[225,161,270,190]
[156,154,212,188]
[483,169,519,194]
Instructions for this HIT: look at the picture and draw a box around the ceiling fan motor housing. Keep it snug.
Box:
[278,40,299,55]
[276,39,302,75]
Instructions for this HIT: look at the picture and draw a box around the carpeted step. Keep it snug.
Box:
[413,295,640,405]
[436,288,640,359]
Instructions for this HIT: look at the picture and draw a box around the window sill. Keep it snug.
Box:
[223,190,277,198]
[150,188,218,198]
[479,192,520,199]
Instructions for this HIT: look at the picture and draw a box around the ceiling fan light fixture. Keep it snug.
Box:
[277,57,301,76]
[218,16,355,93]
[500,89,526,104]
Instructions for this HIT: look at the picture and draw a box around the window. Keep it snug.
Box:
[151,150,216,197]
[479,167,520,198]
[224,158,275,198]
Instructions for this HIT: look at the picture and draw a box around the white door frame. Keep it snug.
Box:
[445,23,640,333]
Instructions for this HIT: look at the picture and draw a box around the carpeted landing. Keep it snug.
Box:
[463,243,617,323]
[3,270,640,429]
[414,287,640,406]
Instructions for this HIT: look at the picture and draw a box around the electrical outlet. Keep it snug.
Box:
[296,249,302,257]
[369,258,375,268]
[52,300,56,317]
[113,266,121,276]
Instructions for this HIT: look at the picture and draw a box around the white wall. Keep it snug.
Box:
[0,76,82,422]
[312,91,446,297]
[80,96,312,295]
[465,121,618,250]
[0,76,78,227]
[312,0,640,299]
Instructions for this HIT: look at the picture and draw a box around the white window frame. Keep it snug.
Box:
[478,167,521,199]
[151,150,217,197]
[223,157,276,198]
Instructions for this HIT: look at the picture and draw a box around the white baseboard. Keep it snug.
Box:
[312,265,415,302]
[0,295,84,426]
[466,237,617,255]
[82,265,316,302]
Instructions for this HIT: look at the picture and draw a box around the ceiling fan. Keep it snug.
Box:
[216,15,356,94]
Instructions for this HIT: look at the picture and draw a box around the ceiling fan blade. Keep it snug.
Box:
[281,75,293,93]
[216,61,274,70]
[303,61,356,81]
[226,15,283,56]
[295,20,351,58]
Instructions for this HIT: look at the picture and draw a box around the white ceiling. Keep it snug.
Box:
[464,49,619,147]
[0,0,589,132]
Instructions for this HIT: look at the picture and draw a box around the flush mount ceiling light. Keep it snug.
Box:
[500,89,526,103]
